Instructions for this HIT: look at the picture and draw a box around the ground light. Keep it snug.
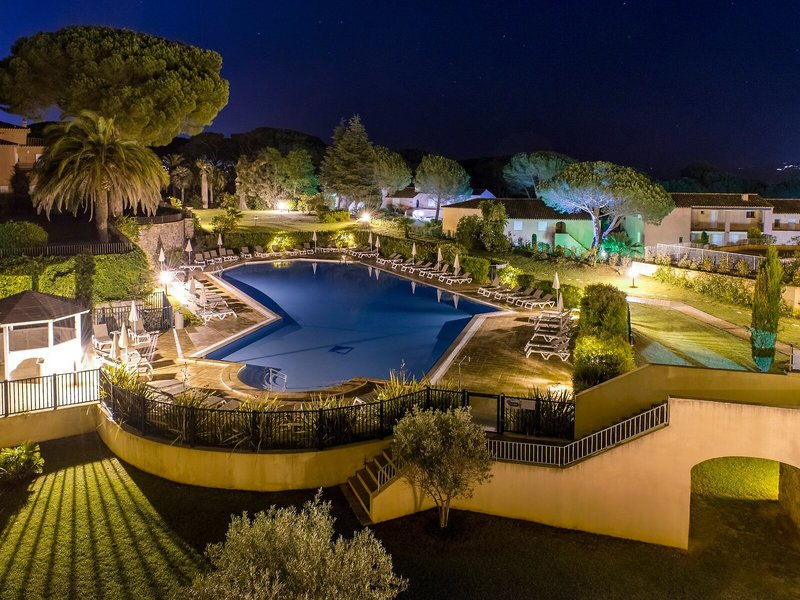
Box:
[628,265,639,288]
[159,270,171,295]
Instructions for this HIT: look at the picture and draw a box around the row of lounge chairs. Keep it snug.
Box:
[183,279,237,323]
[477,280,555,308]
[93,325,159,379]
[524,310,572,362]
[191,244,321,268]
[389,259,473,284]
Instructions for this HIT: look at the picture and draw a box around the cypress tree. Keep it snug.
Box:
[750,246,784,372]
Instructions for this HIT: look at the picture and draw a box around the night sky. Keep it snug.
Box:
[3,0,800,178]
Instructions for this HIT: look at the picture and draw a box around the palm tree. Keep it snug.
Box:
[162,153,186,196]
[31,111,167,243]
[172,164,195,205]
[195,158,213,208]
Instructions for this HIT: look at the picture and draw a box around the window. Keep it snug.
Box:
[746,211,755,219]
[775,219,781,228]
[513,220,523,231]
[8,323,49,351]
[537,221,548,232]
[53,317,76,345]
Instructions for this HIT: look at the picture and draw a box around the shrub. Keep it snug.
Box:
[735,259,752,277]
[654,254,672,266]
[460,255,490,285]
[751,247,784,372]
[499,265,523,287]
[114,216,140,242]
[700,256,715,272]
[652,266,754,308]
[579,284,628,338]
[319,209,351,223]
[0,441,44,486]
[0,221,48,249]
[572,334,635,392]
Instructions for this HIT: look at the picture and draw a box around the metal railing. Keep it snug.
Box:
[133,211,187,224]
[647,243,762,271]
[0,241,135,259]
[1,370,101,417]
[487,402,669,467]
[93,291,173,331]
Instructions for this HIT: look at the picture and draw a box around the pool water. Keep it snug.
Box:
[207,261,496,390]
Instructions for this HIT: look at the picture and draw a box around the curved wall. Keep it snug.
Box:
[96,410,390,491]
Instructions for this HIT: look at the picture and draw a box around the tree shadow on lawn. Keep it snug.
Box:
[371,506,800,600]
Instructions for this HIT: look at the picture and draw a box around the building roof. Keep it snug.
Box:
[0,291,88,326]
[387,187,422,199]
[769,199,800,215]
[671,193,773,209]
[0,120,26,130]
[444,198,588,220]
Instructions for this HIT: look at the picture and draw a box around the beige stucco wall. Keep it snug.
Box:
[371,397,800,549]
[644,206,692,246]
[575,365,800,437]
[780,463,800,531]
[0,403,99,448]
[96,412,392,491]
[441,207,481,235]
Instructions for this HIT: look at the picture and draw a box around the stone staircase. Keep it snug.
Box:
[341,447,403,526]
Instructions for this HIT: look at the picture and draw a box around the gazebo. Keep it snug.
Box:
[0,291,90,381]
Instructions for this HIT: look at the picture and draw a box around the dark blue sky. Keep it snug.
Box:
[3,0,800,178]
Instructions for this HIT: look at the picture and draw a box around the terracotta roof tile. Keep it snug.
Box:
[444,198,587,220]
[671,193,772,208]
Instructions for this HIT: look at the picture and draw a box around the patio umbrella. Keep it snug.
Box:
[118,324,129,359]
[185,238,193,261]
[368,266,373,277]
[552,272,560,291]
[557,292,564,312]
[375,236,381,251]
[374,268,380,280]
[128,300,139,325]
[368,231,373,249]
[217,233,223,248]
[312,230,317,250]
[158,247,166,267]
[109,332,118,361]
[198,287,208,308]
[453,294,460,309]
[453,254,460,276]
[312,262,318,274]
[411,242,417,258]
[188,277,196,296]
[436,247,443,269]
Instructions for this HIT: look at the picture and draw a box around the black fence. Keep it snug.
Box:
[99,373,576,453]
[503,395,575,439]
[93,291,173,332]
[0,241,135,259]
[1,370,101,417]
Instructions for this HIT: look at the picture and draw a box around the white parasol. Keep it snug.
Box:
[312,230,317,250]
[453,254,460,277]
[368,231,373,249]
[552,272,560,291]
[198,286,208,308]
[185,238,193,262]
[312,262,318,274]
[557,292,564,312]
[158,247,166,265]
[453,294,460,309]
[411,242,417,258]
[109,332,118,361]
[128,300,139,325]
[188,277,196,296]
[375,236,381,251]
[118,324,129,359]
[437,288,442,302]
[411,281,416,294]
[436,247,443,268]
[217,233,223,247]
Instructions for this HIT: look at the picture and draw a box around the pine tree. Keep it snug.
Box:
[319,115,378,210]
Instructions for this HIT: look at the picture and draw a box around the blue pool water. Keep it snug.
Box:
[207,261,496,390]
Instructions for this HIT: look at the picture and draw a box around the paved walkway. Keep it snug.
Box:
[629,297,795,359]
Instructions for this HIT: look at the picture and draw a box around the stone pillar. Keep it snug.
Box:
[779,463,800,531]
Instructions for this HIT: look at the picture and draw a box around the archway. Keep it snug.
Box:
[555,221,566,234]
[689,456,799,555]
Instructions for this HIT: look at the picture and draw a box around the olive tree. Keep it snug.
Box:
[0,26,229,146]
[393,407,492,528]
[538,161,674,251]
[189,493,407,600]
[751,246,784,372]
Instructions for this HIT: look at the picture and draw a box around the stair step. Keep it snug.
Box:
[365,461,380,483]
[340,483,372,526]
[356,468,378,494]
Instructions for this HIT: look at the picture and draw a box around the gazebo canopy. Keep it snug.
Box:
[0,291,88,327]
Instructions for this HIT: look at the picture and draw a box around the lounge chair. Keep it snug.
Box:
[303,242,314,253]
[207,250,223,263]
[402,260,425,273]
[477,277,502,296]
[445,272,472,285]
[376,253,402,265]
[524,342,571,362]
[92,323,114,351]
[193,254,207,267]
[437,267,455,282]
[253,245,270,258]
[515,289,543,306]
[409,262,435,274]
[240,247,253,259]
[505,287,534,304]
[392,258,414,270]
[426,264,448,279]
[525,293,555,309]
[494,285,521,300]
[128,319,153,345]
[222,248,238,261]
[130,335,158,379]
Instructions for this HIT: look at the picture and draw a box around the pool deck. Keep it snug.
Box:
[147,253,570,401]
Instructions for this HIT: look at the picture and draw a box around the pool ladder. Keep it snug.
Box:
[262,367,288,391]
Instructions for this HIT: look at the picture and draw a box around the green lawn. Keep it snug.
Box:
[630,303,789,372]
[193,209,359,234]
[2,436,800,599]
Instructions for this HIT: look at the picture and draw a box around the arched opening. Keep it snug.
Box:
[689,456,800,581]
[555,221,566,234]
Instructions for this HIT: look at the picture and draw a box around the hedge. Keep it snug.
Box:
[319,209,351,223]
[579,284,629,338]
[652,265,755,308]
[0,249,152,303]
[0,221,48,249]
[572,334,635,393]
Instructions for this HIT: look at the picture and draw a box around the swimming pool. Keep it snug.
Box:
[207,261,496,390]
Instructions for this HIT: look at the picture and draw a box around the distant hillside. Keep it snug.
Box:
[155,126,327,165]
